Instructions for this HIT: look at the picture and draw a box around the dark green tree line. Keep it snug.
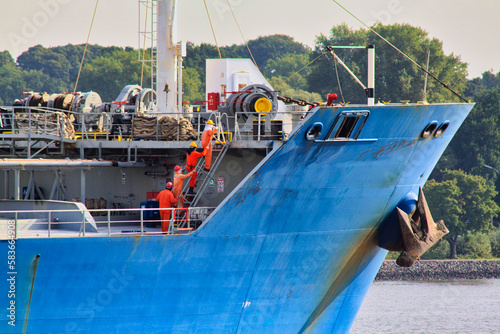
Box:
[308,23,468,104]
[425,170,500,259]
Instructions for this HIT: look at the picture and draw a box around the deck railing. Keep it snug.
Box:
[0,106,312,145]
[0,206,215,239]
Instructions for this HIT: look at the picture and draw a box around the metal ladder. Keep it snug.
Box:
[182,113,232,206]
[183,141,230,207]
[138,0,158,92]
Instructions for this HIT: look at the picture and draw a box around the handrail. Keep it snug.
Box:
[0,206,215,239]
[1,105,315,144]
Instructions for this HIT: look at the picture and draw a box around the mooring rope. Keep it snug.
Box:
[203,0,222,58]
[140,0,150,88]
[283,49,329,84]
[73,0,100,93]
[226,0,258,70]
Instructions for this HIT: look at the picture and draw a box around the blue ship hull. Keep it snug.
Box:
[1,103,473,333]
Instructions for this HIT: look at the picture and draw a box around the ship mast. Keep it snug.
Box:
[157,0,179,114]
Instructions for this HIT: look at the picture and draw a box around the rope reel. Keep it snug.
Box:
[224,84,277,122]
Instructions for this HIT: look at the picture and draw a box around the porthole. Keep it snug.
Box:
[306,122,323,141]
[434,121,450,138]
[421,121,438,139]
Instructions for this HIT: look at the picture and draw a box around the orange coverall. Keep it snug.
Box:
[156,189,178,232]
[173,170,193,207]
[201,124,217,170]
[186,148,207,187]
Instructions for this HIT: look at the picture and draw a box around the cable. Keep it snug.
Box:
[330,0,469,103]
[73,0,100,93]
[203,0,221,58]
[284,49,329,84]
[140,0,150,88]
[332,51,345,104]
[226,0,258,70]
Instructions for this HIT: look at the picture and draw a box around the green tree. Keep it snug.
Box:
[263,53,310,91]
[268,77,322,103]
[183,36,315,101]
[237,35,310,70]
[465,70,500,97]
[459,232,492,259]
[439,88,500,176]
[184,42,239,89]
[308,23,468,104]
[425,170,500,258]
[22,69,62,96]
[78,48,150,102]
[0,53,24,103]
[420,240,450,259]
[433,72,500,205]
[17,45,72,89]
[12,44,129,97]
[0,51,14,65]
[489,228,500,257]
[182,67,204,103]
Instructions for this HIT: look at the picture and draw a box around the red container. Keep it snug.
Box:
[147,192,160,201]
[207,92,220,111]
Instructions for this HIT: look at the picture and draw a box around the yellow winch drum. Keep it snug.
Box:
[252,97,272,114]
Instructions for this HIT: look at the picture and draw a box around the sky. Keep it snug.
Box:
[1,0,499,79]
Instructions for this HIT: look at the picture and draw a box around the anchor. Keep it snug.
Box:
[395,187,449,267]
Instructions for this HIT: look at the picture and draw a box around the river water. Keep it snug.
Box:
[350,279,500,334]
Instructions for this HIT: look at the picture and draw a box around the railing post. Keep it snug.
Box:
[235,113,240,141]
[12,108,17,135]
[107,210,111,236]
[43,111,46,135]
[81,170,86,210]
[105,114,110,141]
[258,113,261,141]
[48,211,51,238]
[14,169,20,200]
[14,211,18,240]
[28,109,32,158]
[140,208,144,235]
[168,209,174,234]
[156,117,159,140]
[197,112,201,141]
[60,113,65,155]
[82,211,86,237]
[177,115,180,141]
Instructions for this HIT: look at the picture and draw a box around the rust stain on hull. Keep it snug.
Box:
[359,138,419,160]
[298,230,379,333]
[23,254,41,334]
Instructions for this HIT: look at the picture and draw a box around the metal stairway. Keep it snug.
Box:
[182,141,230,208]
[182,113,232,207]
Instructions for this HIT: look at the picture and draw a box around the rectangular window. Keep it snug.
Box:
[327,111,369,141]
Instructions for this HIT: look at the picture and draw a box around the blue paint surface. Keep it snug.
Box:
[0,103,473,333]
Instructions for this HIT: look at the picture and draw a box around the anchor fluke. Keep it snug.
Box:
[396,187,449,267]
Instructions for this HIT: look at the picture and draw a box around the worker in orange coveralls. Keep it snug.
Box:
[156,182,177,232]
[172,165,193,207]
[201,120,217,171]
[185,142,207,194]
